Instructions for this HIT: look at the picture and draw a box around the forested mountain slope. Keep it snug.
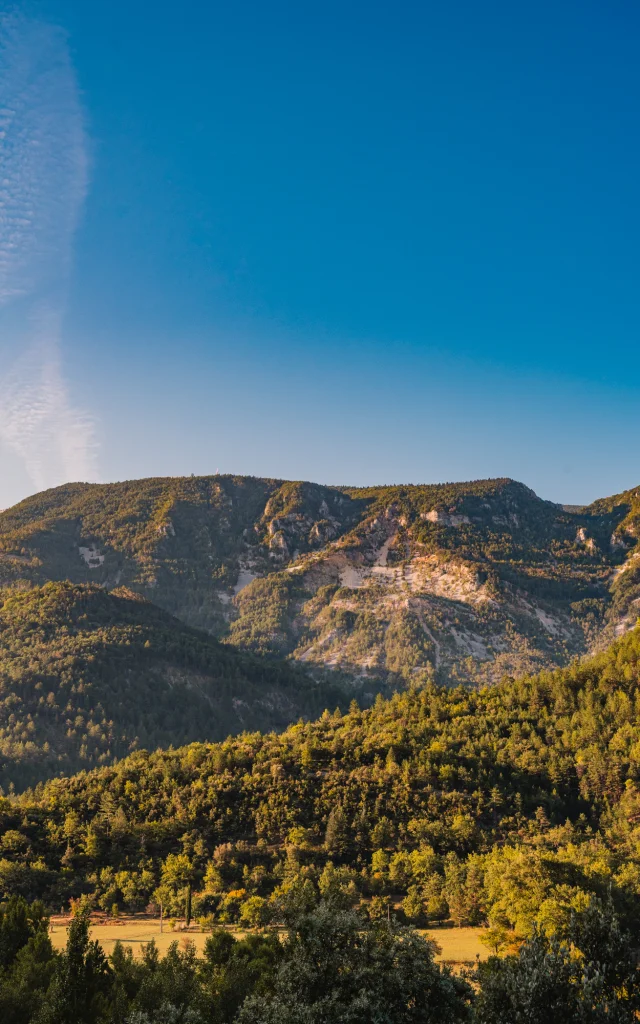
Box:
[0,582,352,790]
[0,474,638,685]
[3,625,640,934]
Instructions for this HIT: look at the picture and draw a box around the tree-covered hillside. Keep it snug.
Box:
[0,476,285,635]
[0,582,357,790]
[2,626,640,935]
[0,474,638,686]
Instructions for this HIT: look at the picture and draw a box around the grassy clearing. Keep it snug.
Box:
[50,918,221,958]
[49,917,487,964]
[419,926,487,963]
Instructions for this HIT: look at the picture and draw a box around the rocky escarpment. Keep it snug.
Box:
[227,478,640,685]
[257,480,365,560]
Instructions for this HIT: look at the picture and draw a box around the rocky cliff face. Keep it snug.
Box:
[0,475,638,686]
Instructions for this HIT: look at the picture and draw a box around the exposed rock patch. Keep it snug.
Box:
[79,545,104,568]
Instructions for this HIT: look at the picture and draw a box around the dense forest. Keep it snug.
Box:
[0,625,639,938]
[0,582,362,791]
[0,474,638,686]
[0,625,640,1019]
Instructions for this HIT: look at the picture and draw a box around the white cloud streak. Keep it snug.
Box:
[0,9,99,491]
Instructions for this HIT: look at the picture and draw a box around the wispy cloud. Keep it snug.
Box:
[0,9,98,490]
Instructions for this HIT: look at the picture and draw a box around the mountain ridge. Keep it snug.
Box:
[0,473,638,689]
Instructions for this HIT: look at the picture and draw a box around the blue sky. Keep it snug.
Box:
[1,0,639,507]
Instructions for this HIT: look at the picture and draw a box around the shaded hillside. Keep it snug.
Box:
[0,474,639,686]
[3,626,640,935]
[0,582,356,790]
